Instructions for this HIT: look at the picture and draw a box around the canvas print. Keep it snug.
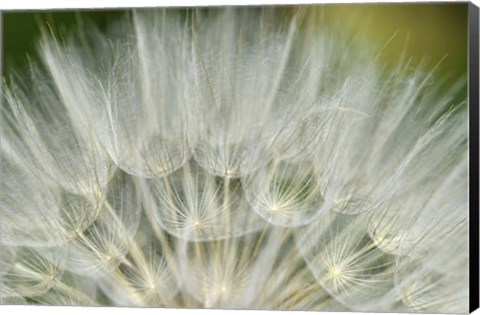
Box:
[0,3,475,313]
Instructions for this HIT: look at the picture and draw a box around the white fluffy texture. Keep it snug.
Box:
[142,160,266,241]
[243,160,325,227]
[0,7,469,313]
[295,211,398,311]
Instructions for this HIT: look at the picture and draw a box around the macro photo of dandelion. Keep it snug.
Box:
[0,3,478,314]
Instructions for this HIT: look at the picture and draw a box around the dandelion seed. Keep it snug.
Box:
[243,160,325,226]
[296,211,397,310]
[141,160,265,241]
[394,222,469,313]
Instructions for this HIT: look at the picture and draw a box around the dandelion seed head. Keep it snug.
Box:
[0,6,469,313]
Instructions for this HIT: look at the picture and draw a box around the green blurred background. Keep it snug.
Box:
[322,4,468,80]
[2,4,468,87]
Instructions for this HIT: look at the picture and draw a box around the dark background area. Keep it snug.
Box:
[1,4,468,94]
